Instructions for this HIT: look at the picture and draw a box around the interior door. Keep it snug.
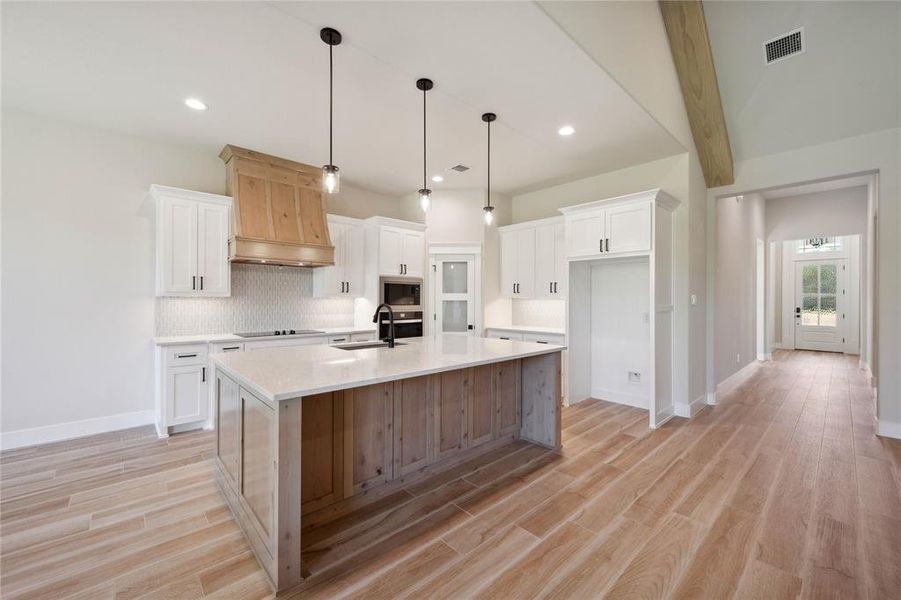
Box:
[435,257,476,335]
[197,202,229,295]
[795,259,845,352]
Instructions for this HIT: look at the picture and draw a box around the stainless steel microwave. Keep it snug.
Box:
[381,278,422,310]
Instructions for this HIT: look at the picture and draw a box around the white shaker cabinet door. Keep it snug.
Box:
[605,202,651,254]
[344,223,365,296]
[197,202,230,296]
[315,221,345,297]
[166,364,208,426]
[534,224,556,298]
[379,227,404,276]
[515,229,536,298]
[401,229,425,278]
[554,222,567,297]
[566,211,605,258]
[159,196,198,295]
[500,230,517,298]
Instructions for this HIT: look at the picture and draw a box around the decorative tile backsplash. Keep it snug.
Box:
[512,298,566,329]
[155,264,355,336]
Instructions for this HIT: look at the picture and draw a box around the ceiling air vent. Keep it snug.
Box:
[449,164,470,173]
[763,28,805,65]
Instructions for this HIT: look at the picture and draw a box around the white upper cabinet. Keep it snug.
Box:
[377,224,425,278]
[314,215,364,297]
[153,185,232,297]
[499,218,562,299]
[534,222,567,298]
[560,190,672,261]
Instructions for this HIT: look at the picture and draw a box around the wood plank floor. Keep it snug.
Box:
[3,350,900,599]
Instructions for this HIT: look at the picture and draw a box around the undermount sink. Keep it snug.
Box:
[333,341,406,351]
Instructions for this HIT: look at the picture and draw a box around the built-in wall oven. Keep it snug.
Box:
[379,278,423,339]
[377,310,423,339]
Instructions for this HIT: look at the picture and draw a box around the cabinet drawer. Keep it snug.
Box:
[165,344,208,365]
[485,330,523,341]
[328,335,351,345]
[210,342,244,354]
[522,333,565,346]
[351,332,376,342]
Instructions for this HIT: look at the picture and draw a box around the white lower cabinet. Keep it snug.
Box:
[485,329,524,341]
[245,336,326,351]
[167,365,208,426]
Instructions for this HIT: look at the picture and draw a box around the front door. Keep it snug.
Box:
[434,256,476,335]
[794,259,846,352]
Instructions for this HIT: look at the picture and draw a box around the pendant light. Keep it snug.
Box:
[482,112,497,225]
[416,78,434,212]
[321,27,342,194]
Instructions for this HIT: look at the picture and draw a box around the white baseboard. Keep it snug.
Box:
[877,418,901,440]
[652,407,675,429]
[675,395,707,418]
[706,391,717,405]
[0,410,155,451]
[756,353,772,362]
[770,343,785,351]
[591,387,648,410]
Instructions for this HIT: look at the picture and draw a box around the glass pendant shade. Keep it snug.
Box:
[483,205,494,225]
[322,165,340,194]
[419,188,432,212]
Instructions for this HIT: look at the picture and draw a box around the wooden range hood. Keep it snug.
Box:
[220,145,334,267]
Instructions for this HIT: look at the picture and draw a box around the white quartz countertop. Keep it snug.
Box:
[211,335,566,403]
[485,325,566,335]
[153,326,377,347]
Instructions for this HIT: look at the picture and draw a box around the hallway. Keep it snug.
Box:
[1,350,899,598]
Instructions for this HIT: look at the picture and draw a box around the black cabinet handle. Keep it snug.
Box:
[399,264,403,274]
[606,238,609,252]
[550,282,553,294]
[201,367,206,382]
[599,239,603,253]
[341,281,346,293]
[222,346,240,351]
[175,353,197,359]
[192,275,196,290]
[500,336,510,340]
[536,341,549,344]
[553,282,557,294]
[200,276,204,290]
[346,281,350,293]
[512,284,516,294]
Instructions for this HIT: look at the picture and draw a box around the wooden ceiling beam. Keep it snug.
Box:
[659,0,734,187]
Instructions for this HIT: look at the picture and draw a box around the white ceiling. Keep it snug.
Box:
[704,1,900,162]
[1,1,685,196]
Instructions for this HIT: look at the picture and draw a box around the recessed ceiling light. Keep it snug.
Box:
[184,98,208,111]
[432,175,444,183]
[558,125,575,136]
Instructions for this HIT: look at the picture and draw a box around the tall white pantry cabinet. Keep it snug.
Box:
[560,189,680,429]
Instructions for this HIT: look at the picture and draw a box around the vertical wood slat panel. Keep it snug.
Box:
[496,359,523,437]
[435,370,469,461]
[470,365,496,447]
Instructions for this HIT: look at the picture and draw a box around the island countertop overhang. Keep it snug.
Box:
[210,335,566,403]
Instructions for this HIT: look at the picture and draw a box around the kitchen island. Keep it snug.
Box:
[210,335,563,594]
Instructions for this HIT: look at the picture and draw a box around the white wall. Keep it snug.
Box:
[0,110,412,437]
[707,126,900,431]
[714,193,766,385]
[417,189,512,335]
[765,186,868,242]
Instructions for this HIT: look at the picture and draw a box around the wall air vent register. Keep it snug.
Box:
[763,27,805,65]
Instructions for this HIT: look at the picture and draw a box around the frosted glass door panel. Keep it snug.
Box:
[442,301,468,332]
[434,256,476,336]
[442,262,468,294]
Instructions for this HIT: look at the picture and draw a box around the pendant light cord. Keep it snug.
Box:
[422,87,427,190]
[486,119,491,209]
[329,43,333,167]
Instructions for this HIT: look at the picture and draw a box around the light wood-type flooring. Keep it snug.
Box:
[2,350,900,599]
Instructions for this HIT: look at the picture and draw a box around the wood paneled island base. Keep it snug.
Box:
[211,343,562,595]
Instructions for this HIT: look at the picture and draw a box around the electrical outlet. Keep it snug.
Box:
[690,294,698,306]
[736,353,741,364]
[628,371,641,383]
